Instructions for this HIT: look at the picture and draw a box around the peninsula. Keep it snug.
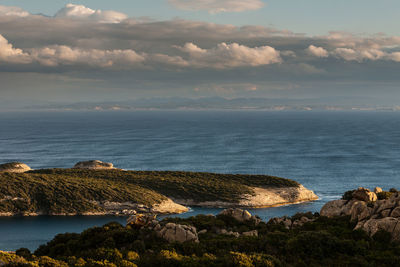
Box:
[0,161,318,216]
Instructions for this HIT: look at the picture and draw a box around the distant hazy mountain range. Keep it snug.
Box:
[24,97,400,111]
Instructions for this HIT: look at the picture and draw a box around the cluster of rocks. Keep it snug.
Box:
[156,223,199,243]
[0,162,31,173]
[73,160,118,170]
[127,213,199,243]
[268,212,317,229]
[0,160,119,173]
[127,208,261,243]
[321,187,400,241]
[98,201,151,216]
[214,228,258,238]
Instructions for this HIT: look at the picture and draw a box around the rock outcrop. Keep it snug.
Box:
[126,213,199,243]
[174,184,318,209]
[73,160,116,170]
[156,223,199,243]
[126,208,264,244]
[219,208,261,225]
[352,187,377,202]
[0,162,31,173]
[321,187,400,241]
[268,212,318,229]
[127,214,157,228]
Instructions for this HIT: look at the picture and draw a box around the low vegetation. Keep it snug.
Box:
[0,169,299,215]
[2,212,400,266]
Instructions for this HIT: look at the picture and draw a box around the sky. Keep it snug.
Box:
[0,0,400,109]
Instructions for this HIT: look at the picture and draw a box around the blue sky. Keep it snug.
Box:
[1,0,400,35]
[0,1,399,110]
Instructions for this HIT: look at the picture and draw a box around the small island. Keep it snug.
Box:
[0,161,318,216]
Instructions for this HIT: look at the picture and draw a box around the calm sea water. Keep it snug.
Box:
[1,110,400,251]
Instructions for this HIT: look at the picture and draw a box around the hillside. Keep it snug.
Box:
[2,206,400,267]
[0,168,315,216]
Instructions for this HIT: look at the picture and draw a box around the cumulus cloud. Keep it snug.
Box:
[0,3,399,76]
[306,45,329,58]
[168,0,264,14]
[0,34,145,68]
[30,46,146,68]
[176,42,281,68]
[55,4,128,23]
[0,34,31,64]
[333,48,386,62]
[0,5,29,17]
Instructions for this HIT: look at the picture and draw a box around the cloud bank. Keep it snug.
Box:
[0,3,400,105]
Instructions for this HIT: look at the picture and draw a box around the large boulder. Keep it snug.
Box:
[349,201,371,222]
[73,160,116,170]
[390,207,400,218]
[320,200,348,217]
[0,162,31,173]
[352,187,377,202]
[220,208,252,222]
[359,217,400,241]
[156,223,199,243]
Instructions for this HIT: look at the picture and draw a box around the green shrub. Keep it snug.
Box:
[15,248,32,260]
[377,191,393,200]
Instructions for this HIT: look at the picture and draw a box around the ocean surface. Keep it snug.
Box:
[1,110,400,251]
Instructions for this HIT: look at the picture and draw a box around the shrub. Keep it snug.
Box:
[125,251,139,261]
[15,248,32,260]
[342,190,355,200]
[377,191,393,200]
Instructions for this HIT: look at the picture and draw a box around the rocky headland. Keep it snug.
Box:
[0,161,317,216]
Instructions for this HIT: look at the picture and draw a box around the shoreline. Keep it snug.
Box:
[0,192,319,217]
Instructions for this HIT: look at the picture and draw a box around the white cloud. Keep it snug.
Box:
[333,48,386,62]
[0,34,31,64]
[1,3,400,74]
[0,5,29,17]
[306,45,328,58]
[168,0,264,14]
[30,45,145,68]
[55,4,128,23]
[176,42,281,68]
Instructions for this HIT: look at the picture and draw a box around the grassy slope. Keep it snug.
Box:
[0,169,299,215]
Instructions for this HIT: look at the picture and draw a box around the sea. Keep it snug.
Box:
[0,110,400,251]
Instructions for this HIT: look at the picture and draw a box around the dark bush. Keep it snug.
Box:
[342,190,355,200]
[377,191,394,200]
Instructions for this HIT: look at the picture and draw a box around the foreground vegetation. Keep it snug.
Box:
[2,212,400,267]
[0,169,299,215]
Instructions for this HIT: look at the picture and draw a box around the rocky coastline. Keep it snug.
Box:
[2,187,400,266]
